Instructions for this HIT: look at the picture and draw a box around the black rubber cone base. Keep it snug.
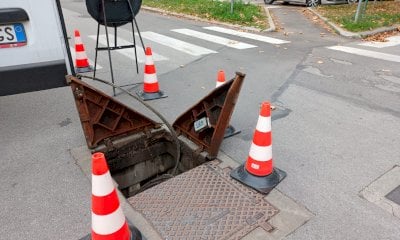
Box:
[224,125,241,138]
[136,90,167,101]
[75,66,94,74]
[230,164,287,195]
[80,224,143,240]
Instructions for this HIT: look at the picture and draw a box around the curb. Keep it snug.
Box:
[142,5,276,33]
[308,7,400,39]
[264,6,276,32]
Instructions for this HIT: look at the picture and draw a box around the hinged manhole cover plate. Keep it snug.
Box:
[128,161,279,240]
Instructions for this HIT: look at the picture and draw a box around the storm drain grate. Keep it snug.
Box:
[128,161,279,240]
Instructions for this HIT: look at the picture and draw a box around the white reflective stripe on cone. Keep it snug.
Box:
[145,56,154,65]
[144,73,158,84]
[76,51,88,60]
[92,171,115,197]
[255,116,271,133]
[75,37,83,45]
[216,82,224,88]
[249,144,272,162]
[92,206,126,235]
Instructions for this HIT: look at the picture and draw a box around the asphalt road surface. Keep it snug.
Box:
[1,0,399,239]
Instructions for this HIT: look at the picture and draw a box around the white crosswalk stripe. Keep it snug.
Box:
[70,47,102,69]
[203,26,290,45]
[88,35,169,62]
[141,31,217,56]
[171,28,257,49]
[327,46,400,63]
[358,36,400,48]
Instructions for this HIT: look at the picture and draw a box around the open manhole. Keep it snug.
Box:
[68,74,314,240]
[67,73,245,198]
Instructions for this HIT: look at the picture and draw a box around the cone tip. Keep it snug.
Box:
[92,152,109,175]
[74,30,80,37]
[260,102,271,117]
[145,47,152,55]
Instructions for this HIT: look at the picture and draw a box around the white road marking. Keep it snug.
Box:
[171,28,257,49]
[70,47,102,69]
[140,31,217,56]
[327,46,400,63]
[358,36,400,48]
[203,26,290,44]
[88,35,168,62]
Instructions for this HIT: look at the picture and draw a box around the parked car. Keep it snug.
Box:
[264,0,349,7]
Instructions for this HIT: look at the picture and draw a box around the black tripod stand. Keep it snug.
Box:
[88,0,145,96]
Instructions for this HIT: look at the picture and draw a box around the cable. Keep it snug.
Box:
[132,173,174,195]
[76,74,182,175]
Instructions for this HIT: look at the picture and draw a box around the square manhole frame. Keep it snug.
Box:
[360,165,400,219]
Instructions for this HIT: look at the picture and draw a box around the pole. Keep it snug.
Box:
[231,0,234,14]
[354,0,363,22]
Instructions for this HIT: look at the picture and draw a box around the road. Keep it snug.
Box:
[1,0,399,239]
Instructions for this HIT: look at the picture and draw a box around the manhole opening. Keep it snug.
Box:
[104,128,208,198]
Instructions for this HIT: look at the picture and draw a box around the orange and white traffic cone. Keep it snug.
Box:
[216,70,226,88]
[74,30,93,73]
[230,102,286,194]
[81,152,142,240]
[216,70,241,138]
[137,47,167,100]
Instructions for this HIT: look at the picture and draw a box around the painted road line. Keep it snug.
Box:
[358,36,400,48]
[171,28,257,49]
[203,26,290,44]
[89,35,168,62]
[70,47,102,69]
[327,46,400,63]
[141,31,217,56]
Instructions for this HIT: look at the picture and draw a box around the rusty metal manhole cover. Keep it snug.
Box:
[128,161,279,240]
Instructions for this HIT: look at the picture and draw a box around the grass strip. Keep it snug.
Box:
[316,2,400,32]
[142,0,268,29]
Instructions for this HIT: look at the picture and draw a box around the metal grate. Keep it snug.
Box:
[128,161,278,240]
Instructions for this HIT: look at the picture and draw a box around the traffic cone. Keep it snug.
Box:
[216,70,226,88]
[230,102,286,194]
[74,30,93,73]
[216,70,241,138]
[81,152,142,240]
[137,47,167,100]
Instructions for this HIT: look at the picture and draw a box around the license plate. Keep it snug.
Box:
[0,23,27,48]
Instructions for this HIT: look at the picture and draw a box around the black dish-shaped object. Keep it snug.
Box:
[86,0,142,27]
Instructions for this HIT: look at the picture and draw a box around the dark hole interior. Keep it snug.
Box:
[104,129,208,198]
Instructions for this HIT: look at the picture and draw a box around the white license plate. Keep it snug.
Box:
[0,23,27,48]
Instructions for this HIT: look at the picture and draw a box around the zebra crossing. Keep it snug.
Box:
[88,34,169,62]
[327,46,400,63]
[70,26,290,66]
[326,35,400,63]
[171,28,257,49]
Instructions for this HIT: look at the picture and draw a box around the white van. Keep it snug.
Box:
[0,0,73,96]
